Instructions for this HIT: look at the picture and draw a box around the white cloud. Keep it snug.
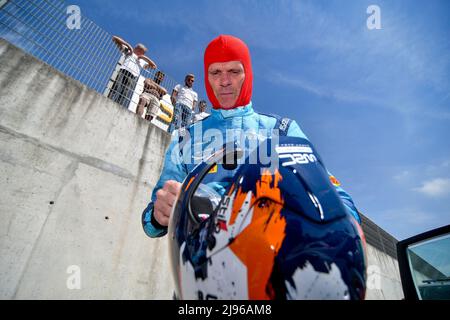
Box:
[393,170,410,182]
[414,178,450,198]
[378,208,432,226]
[269,71,379,104]
[374,207,446,240]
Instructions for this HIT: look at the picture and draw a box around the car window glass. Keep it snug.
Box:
[407,233,450,300]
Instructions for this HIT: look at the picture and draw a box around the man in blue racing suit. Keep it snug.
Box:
[142,35,361,238]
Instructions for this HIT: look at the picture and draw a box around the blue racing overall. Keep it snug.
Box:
[142,103,360,237]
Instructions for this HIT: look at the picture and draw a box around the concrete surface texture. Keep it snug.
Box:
[0,39,403,299]
[364,245,404,299]
[0,39,173,299]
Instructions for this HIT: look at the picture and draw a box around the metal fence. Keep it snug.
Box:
[0,0,200,131]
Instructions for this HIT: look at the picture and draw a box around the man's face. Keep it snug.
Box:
[208,61,245,109]
[134,46,146,56]
[185,76,195,88]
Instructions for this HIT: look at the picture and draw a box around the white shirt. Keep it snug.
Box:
[121,53,147,77]
[174,84,198,110]
[193,112,210,123]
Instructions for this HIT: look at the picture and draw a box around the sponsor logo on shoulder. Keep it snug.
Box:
[279,118,290,131]
[329,175,341,187]
[208,164,218,174]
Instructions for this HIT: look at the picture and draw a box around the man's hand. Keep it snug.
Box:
[153,180,182,227]
[139,55,157,69]
[112,35,132,55]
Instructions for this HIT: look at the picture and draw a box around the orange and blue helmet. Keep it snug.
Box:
[168,136,367,300]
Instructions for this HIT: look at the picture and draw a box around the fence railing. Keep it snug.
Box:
[0,0,201,131]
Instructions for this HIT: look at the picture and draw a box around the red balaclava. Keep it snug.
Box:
[204,35,253,109]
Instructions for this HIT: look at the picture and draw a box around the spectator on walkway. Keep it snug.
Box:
[108,35,157,108]
[192,100,209,123]
[168,74,198,132]
[137,71,168,121]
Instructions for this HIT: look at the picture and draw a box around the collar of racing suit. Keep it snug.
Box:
[210,102,253,120]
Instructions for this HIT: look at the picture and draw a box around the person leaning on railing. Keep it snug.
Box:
[137,77,168,121]
[108,35,157,108]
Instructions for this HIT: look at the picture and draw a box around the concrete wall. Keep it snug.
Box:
[365,245,404,299]
[0,39,403,299]
[0,39,174,299]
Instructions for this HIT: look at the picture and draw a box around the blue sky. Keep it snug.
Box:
[69,0,450,240]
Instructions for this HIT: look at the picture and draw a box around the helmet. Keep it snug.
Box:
[168,136,367,300]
